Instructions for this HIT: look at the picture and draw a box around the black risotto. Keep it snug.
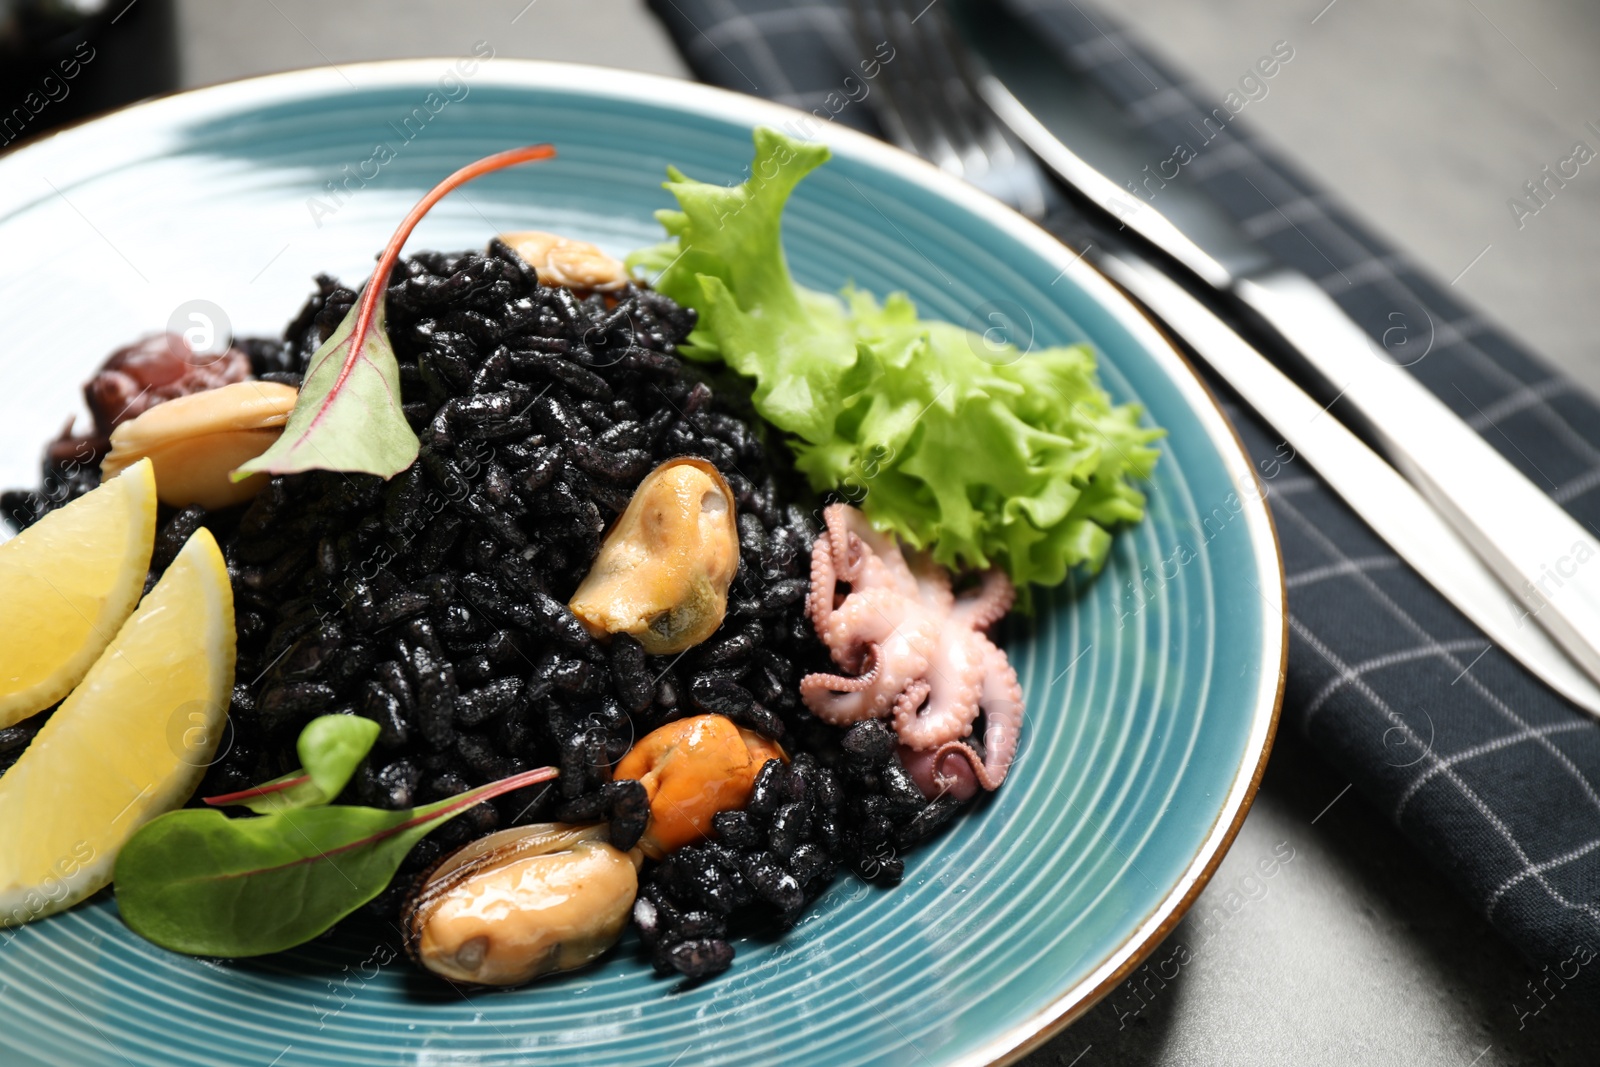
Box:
[1,241,965,977]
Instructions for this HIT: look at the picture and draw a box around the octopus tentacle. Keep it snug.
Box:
[830,504,919,599]
[951,568,1015,633]
[807,527,840,634]
[823,589,918,660]
[893,627,984,750]
[899,743,979,800]
[824,504,856,581]
[891,679,931,729]
[800,660,885,725]
[928,743,991,791]
[803,618,934,725]
[799,667,875,693]
[927,637,1023,790]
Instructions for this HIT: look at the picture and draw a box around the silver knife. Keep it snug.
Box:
[956,2,1600,692]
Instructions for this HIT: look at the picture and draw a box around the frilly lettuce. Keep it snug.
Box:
[628,128,1162,588]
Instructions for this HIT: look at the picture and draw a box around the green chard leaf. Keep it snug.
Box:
[114,765,558,957]
[237,144,559,481]
[202,714,381,815]
[630,129,1163,588]
[234,294,416,478]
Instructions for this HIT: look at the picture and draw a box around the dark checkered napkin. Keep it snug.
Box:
[646,0,1600,980]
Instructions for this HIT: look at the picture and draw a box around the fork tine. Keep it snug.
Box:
[848,0,1054,219]
[884,0,977,177]
[850,0,960,173]
[913,1,1052,218]
[895,0,991,178]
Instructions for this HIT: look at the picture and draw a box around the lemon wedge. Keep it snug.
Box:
[0,458,157,728]
[0,528,235,927]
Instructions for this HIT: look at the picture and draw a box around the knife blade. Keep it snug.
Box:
[953,0,1600,692]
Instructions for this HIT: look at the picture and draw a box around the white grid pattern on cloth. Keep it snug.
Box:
[1396,719,1596,818]
[700,4,845,51]
[1450,312,1492,340]
[1467,376,1573,431]
[706,0,797,94]
[1059,31,1140,74]
[1316,253,1409,291]
[1422,314,1477,355]
[1284,555,1401,590]
[1290,618,1600,927]
[1210,386,1600,924]
[691,2,904,125]
[669,0,800,95]
[1277,495,1600,808]
[1269,486,1600,932]
[1127,86,1197,125]
[1299,637,1487,721]
[1491,836,1600,909]
[1239,193,1329,239]
[1183,139,1262,183]
[1553,465,1600,506]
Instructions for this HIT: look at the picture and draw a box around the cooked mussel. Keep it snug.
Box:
[569,458,740,654]
[99,380,297,509]
[402,822,642,986]
[614,714,786,860]
[499,230,629,291]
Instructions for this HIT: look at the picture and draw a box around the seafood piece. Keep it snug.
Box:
[802,503,1022,799]
[403,823,641,986]
[569,458,741,655]
[614,714,786,859]
[500,230,630,291]
[54,333,254,463]
[100,381,297,510]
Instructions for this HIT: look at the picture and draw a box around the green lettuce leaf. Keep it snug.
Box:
[629,128,1162,587]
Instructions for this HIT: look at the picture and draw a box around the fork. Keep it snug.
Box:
[849,0,1055,220]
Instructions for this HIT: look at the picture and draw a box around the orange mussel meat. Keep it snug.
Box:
[614,714,785,860]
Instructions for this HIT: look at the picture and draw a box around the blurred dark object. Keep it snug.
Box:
[0,0,176,150]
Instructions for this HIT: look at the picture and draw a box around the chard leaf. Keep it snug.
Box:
[234,294,415,478]
[114,765,558,957]
[237,144,558,480]
[203,714,380,814]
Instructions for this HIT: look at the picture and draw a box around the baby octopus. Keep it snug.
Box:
[800,503,1024,801]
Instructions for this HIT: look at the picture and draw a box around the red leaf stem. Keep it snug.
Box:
[327,143,559,415]
[211,765,560,880]
[203,774,311,807]
[390,764,562,837]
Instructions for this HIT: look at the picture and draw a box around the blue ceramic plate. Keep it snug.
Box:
[0,62,1283,1067]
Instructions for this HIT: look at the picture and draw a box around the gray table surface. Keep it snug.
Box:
[175,2,1600,1063]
